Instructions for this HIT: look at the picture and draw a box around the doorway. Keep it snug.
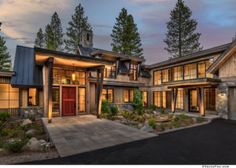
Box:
[62,87,76,116]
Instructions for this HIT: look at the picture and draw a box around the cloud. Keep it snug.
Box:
[0,0,72,44]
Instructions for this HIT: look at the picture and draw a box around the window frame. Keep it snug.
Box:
[28,88,39,106]
[153,70,162,85]
[104,66,117,79]
[102,88,114,103]
[124,89,134,103]
[129,63,138,81]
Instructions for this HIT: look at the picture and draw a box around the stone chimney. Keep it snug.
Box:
[80,30,93,48]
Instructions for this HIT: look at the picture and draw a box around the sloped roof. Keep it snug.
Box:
[147,43,231,69]
[11,46,43,87]
[208,40,236,73]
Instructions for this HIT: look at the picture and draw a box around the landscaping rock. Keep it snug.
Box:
[22,119,32,126]
[0,148,8,156]
[25,137,42,151]
[156,116,171,122]
[140,124,154,133]
[26,129,37,136]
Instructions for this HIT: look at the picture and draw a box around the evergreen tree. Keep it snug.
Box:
[65,3,92,53]
[44,12,63,51]
[35,28,45,48]
[111,8,143,57]
[164,0,202,58]
[0,24,11,71]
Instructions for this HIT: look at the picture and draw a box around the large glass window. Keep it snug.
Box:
[0,84,19,109]
[173,66,183,81]
[162,69,169,83]
[184,64,197,80]
[176,89,184,109]
[205,60,214,78]
[52,87,60,113]
[53,68,86,85]
[28,88,38,106]
[142,91,148,106]
[153,70,161,85]
[104,66,116,79]
[198,62,206,78]
[78,88,86,113]
[205,88,216,111]
[130,64,138,81]
[102,88,114,103]
[153,91,162,108]
[124,89,134,103]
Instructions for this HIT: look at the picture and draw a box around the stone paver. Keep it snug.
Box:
[42,115,156,157]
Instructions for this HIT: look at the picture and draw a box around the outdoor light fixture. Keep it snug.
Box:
[72,64,76,81]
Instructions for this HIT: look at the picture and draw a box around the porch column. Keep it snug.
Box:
[96,67,104,118]
[171,88,177,113]
[47,57,54,123]
[198,87,205,116]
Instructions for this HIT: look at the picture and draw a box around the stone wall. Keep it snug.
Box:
[216,83,228,119]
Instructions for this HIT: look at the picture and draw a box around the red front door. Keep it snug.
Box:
[62,87,76,116]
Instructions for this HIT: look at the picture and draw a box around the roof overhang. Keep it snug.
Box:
[208,40,236,74]
[0,71,15,77]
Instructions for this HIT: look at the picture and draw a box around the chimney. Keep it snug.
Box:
[80,30,93,48]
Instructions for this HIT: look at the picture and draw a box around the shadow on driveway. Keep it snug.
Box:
[24,119,236,165]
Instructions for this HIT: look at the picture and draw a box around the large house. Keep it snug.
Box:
[1,31,236,121]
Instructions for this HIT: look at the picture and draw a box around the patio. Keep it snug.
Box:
[42,115,156,157]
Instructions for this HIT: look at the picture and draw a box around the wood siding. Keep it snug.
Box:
[219,53,236,78]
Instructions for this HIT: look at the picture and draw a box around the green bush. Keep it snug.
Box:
[196,117,206,123]
[148,117,157,129]
[110,105,119,116]
[4,139,26,153]
[122,110,132,120]
[148,105,157,111]
[0,112,10,122]
[101,100,110,114]
[101,100,118,120]
[133,89,144,114]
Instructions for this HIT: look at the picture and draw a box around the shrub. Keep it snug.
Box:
[0,112,10,122]
[148,117,157,129]
[121,110,132,120]
[4,139,26,153]
[101,100,118,120]
[196,117,206,123]
[133,89,143,112]
[101,100,110,114]
[148,105,157,111]
[110,105,119,116]
[160,108,165,114]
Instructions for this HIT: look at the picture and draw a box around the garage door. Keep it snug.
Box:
[229,88,236,120]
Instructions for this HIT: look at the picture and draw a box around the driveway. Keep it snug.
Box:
[42,115,156,157]
[28,119,236,164]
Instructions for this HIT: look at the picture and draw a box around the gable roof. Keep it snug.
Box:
[147,43,231,69]
[207,40,236,73]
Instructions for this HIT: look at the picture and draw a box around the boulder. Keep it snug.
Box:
[156,116,171,122]
[140,124,154,133]
[26,129,37,136]
[25,137,41,151]
[22,119,32,126]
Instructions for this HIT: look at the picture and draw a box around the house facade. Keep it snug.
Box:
[1,32,236,121]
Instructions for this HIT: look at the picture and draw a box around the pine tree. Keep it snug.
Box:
[111,8,143,57]
[44,12,64,51]
[0,24,11,71]
[65,3,92,53]
[35,28,45,48]
[164,0,202,58]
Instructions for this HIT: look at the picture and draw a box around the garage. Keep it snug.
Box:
[229,88,236,120]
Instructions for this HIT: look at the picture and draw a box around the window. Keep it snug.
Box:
[162,69,169,83]
[53,68,86,85]
[130,64,138,81]
[52,87,60,113]
[78,88,86,113]
[184,64,197,80]
[142,91,148,106]
[102,88,114,103]
[153,70,161,85]
[198,62,206,78]
[153,91,162,108]
[0,84,19,109]
[176,89,184,109]
[86,33,90,41]
[205,60,214,78]
[124,89,134,103]
[28,88,38,106]
[205,88,216,111]
[104,66,116,78]
[173,66,183,81]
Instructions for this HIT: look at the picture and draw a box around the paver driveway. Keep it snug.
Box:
[30,119,236,164]
[42,115,156,157]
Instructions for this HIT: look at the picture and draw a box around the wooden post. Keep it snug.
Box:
[171,88,177,113]
[47,58,54,123]
[96,67,104,118]
[200,87,205,116]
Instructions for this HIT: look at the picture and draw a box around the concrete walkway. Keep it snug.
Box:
[42,115,156,157]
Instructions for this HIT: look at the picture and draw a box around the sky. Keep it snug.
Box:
[0,0,236,65]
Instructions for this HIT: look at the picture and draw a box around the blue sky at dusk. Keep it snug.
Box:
[0,0,235,64]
